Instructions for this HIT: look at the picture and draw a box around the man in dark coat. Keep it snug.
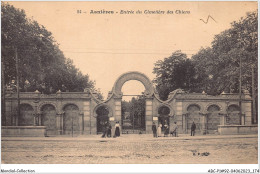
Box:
[107,122,112,137]
[101,121,107,138]
[152,122,157,138]
[191,122,196,136]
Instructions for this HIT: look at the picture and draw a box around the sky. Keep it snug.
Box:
[8,1,258,100]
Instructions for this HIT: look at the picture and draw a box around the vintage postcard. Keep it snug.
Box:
[1,1,258,173]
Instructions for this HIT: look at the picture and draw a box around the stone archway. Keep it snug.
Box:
[158,105,171,133]
[113,71,154,97]
[63,104,80,135]
[94,105,111,134]
[187,104,201,133]
[207,104,221,132]
[112,71,155,133]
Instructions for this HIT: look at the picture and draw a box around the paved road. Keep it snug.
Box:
[1,134,258,164]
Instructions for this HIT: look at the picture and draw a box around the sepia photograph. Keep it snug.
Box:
[1,1,258,173]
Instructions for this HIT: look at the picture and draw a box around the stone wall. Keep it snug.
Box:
[2,72,255,136]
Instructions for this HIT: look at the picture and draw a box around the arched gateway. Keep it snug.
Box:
[91,71,166,134]
[112,72,156,133]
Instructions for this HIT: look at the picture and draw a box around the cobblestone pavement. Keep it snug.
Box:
[1,134,258,164]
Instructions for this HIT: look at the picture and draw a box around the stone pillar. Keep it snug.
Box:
[241,114,245,125]
[78,112,83,134]
[109,117,116,137]
[242,101,252,125]
[186,113,189,134]
[201,114,207,134]
[81,113,84,134]
[56,113,62,135]
[182,114,186,134]
[145,98,153,134]
[90,116,97,135]
[220,115,225,125]
[176,102,183,133]
[114,99,122,134]
[38,113,42,126]
[83,101,91,134]
[61,113,64,134]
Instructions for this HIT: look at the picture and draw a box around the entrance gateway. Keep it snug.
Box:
[2,71,255,136]
[93,71,173,134]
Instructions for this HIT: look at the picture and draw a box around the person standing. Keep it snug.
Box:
[152,122,157,138]
[101,121,107,138]
[191,121,196,136]
[172,122,178,137]
[107,122,112,137]
[157,123,162,137]
[115,121,120,137]
[164,124,169,137]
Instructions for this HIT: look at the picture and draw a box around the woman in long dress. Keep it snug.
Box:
[157,123,162,137]
[115,121,120,137]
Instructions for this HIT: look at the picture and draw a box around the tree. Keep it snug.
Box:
[129,96,145,129]
[153,11,257,102]
[192,11,257,95]
[121,95,146,130]
[153,50,199,100]
[1,3,98,94]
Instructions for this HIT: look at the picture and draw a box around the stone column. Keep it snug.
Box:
[81,113,84,134]
[56,113,62,135]
[182,114,187,134]
[200,114,206,134]
[220,115,225,125]
[186,113,190,134]
[145,98,153,134]
[242,101,252,125]
[78,112,83,134]
[90,115,97,135]
[83,101,91,134]
[109,117,115,137]
[241,114,245,125]
[61,113,64,134]
[114,99,122,134]
[38,113,42,126]
[176,102,183,133]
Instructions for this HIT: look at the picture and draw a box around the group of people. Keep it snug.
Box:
[101,121,120,138]
[152,121,197,137]
[102,120,197,138]
[152,122,176,138]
